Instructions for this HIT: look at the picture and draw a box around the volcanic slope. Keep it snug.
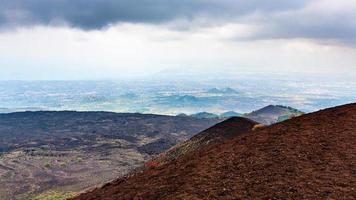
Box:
[73,103,356,200]
[153,117,258,165]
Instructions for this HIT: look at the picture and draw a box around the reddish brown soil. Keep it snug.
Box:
[187,116,259,142]
[153,117,258,164]
[73,103,356,200]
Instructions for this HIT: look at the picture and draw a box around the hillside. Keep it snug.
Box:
[0,111,222,200]
[244,105,304,124]
[153,117,258,165]
[73,103,356,200]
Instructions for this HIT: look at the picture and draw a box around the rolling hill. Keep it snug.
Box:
[244,105,304,125]
[153,117,258,165]
[72,103,356,200]
[179,105,302,124]
[190,112,220,119]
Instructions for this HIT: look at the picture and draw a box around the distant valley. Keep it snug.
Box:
[1,79,354,115]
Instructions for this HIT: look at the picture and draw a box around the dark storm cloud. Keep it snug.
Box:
[0,0,355,43]
[0,0,308,29]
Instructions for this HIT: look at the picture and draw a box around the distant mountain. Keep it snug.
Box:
[224,87,239,94]
[72,103,356,200]
[178,105,301,122]
[178,111,241,119]
[162,95,201,106]
[176,95,199,102]
[220,111,241,118]
[244,105,304,125]
[206,87,222,93]
[190,112,219,119]
[181,105,302,123]
[176,113,189,117]
[206,87,239,94]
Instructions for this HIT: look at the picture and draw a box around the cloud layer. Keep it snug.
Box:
[1,0,355,43]
[0,0,306,28]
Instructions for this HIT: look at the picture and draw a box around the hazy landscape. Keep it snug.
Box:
[1,75,355,116]
[1,0,356,199]
[0,76,354,200]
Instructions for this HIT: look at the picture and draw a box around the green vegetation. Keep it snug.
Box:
[277,112,304,123]
[59,162,67,167]
[44,161,52,168]
[75,156,83,162]
[27,191,76,200]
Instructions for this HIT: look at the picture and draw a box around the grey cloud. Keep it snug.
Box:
[0,0,355,44]
[0,0,308,29]
[245,6,356,43]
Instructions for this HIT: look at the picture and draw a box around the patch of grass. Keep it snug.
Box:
[44,162,52,168]
[33,191,76,200]
[75,156,83,162]
[16,192,32,200]
[277,112,304,122]
[59,162,67,167]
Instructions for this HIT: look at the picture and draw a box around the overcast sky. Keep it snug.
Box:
[0,0,355,80]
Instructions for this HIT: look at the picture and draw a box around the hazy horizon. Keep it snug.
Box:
[1,77,355,115]
[0,0,355,114]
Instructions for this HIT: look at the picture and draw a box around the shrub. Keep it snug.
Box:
[145,160,160,168]
[44,162,51,168]
[252,124,266,131]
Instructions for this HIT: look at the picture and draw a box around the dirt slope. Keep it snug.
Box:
[73,103,356,200]
[153,117,258,165]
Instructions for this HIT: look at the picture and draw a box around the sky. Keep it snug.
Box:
[0,0,356,80]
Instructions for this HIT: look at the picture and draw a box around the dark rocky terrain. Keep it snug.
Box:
[73,103,356,200]
[0,111,222,199]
